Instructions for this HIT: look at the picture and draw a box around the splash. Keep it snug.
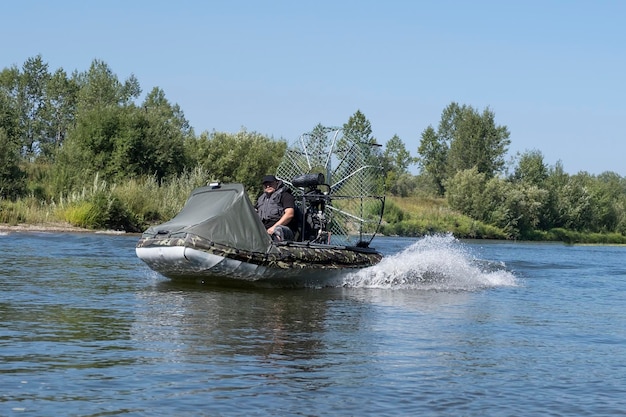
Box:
[342,234,518,291]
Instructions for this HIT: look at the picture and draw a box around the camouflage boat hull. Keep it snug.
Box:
[136,233,382,286]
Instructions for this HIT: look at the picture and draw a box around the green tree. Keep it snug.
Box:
[341,110,378,160]
[511,149,548,186]
[56,87,191,190]
[585,171,623,232]
[546,170,626,234]
[18,55,51,157]
[0,56,79,159]
[417,125,447,195]
[342,109,372,143]
[75,59,140,111]
[340,110,383,194]
[0,55,53,157]
[0,66,21,146]
[554,172,595,231]
[40,68,79,156]
[383,134,413,175]
[483,179,548,239]
[194,129,287,194]
[114,87,191,180]
[54,105,123,191]
[417,102,510,195]
[446,104,510,178]
[446,167,549,239]
[0,128,26,199]
[305,123,333,168]
[389,172,420,197]
[382,134,415,195]
[53,60,152,191]
[445,167,487,220]
[0,82,19,139]
[541,161,569,230]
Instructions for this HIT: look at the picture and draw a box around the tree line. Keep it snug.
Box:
[1,55,625,240]
[415,102,626,239]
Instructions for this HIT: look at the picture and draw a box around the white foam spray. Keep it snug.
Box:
[342,234,518,291]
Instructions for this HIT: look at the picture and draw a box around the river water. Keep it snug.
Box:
[1,231,624,416]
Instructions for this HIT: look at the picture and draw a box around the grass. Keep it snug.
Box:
[381,196,507,239]
[0,197,58,225]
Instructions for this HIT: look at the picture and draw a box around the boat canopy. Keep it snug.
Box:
[142,183,273,254]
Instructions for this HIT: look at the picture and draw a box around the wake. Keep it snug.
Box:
[342,234,518,291]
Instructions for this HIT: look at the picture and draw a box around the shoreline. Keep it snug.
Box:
[0,222,131,235]
[2,223,625,246]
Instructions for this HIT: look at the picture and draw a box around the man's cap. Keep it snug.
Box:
[262,175,277,184]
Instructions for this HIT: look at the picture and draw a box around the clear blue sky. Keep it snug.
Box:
[4,0,625,175]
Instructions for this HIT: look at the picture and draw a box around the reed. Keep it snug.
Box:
[1,167,212,231]
[0,197,59,225]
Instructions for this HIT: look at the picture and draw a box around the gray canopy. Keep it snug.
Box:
[143,183,273,254]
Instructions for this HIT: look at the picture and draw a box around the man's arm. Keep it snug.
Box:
[267,207,294,235]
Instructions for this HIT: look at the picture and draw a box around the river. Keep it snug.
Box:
[1,231,624,416]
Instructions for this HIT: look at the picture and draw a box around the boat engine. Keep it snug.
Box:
[292,174,331,243]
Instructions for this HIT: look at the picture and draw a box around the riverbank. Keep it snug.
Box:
[0,222,129,235]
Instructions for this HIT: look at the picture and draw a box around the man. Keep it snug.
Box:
[255,175,298,241]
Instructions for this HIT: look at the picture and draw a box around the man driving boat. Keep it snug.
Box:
[255,175,298,241]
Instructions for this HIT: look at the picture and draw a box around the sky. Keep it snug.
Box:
[4,0,626,176]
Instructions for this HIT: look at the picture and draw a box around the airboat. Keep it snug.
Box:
[135,127,386,286]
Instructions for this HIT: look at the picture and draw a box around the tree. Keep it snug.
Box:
[343,110,380,149]
[54,105,124,190]
[417,102,510,195]
[446,167,550,239]
[446,104,510,178]
[303,123,333,169]
[482,179,548,239]
[584,171,624,232]
[541,160,569,229]
[0,128,26,199]
[417,125,447,195]
[40,68,79,156]
[0,56,53,157]
[342,109,372,143]
[554,173,595,232]
[56,87,192,189]
[383,134,414,175]
[0,66,22,147]
[382,134,415,195]
[0,82,19,139]
[18,55,51,157]
[122,87,191,180]
[341,110,378,159]
[445,167,488,220]
[75,59,140,111]
[0,56,79,159]
[194,129,287,194]
[511,149,548,186]
[389,172,420,197]
[49,59,199,193]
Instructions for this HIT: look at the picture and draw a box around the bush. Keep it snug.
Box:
[383,200,405,224]
[60,189,140,231]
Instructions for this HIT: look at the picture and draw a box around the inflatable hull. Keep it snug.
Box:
[136,234,382,287]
